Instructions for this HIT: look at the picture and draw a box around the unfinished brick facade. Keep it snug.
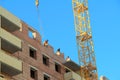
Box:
[0,7,82,80]
[10,21,66,80]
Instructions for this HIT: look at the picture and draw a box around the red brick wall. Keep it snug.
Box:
[11,21,66,80]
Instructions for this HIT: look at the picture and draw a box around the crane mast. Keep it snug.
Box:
[72,0,98,80]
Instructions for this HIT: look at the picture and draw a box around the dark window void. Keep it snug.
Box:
[30,67,37,80]
[43,55,49,66]
[44,74,50,80]
[29,47,36,59]
[55,63,61,73]
[65,68,70,73]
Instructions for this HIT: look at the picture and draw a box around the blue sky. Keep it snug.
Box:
[0,0,120,80]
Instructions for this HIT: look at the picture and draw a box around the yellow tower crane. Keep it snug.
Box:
[72,0,98,80]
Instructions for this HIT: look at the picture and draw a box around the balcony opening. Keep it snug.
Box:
[30,67,37,80]
[29,47,36,59]
[43,55,49,66]
[1,16,20,32]
[55,63,61,73]
[28,29,36,39]
[44,74,50,80]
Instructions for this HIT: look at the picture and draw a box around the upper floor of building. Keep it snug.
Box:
[0,6,85,80]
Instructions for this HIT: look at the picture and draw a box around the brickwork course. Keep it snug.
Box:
[12,21,66,80]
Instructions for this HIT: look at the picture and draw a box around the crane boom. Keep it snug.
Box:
[72,0,98,80]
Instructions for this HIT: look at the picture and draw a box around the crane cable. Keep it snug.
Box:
[35,0,44,38]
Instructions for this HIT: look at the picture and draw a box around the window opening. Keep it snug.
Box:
[44,74,50,80]
[55,63,61,73]
[28,29,36,39]
[30,67,37,80]
[43,55,49,66]
[29,47,36,59]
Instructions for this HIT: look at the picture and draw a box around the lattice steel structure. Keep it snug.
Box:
[72,0,98,80]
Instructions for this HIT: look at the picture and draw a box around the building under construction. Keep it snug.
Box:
[0,0,110,79]
[0,6,86,80]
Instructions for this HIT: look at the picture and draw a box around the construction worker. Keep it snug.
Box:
[66,56,71,61]
[56,48,60,55]
[43,40,48,47]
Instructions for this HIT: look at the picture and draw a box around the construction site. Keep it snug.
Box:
[0,0,111,80]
